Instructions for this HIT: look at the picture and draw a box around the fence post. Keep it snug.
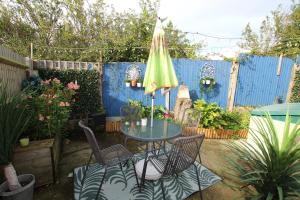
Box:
[99,50,104,106]
[227,61,240,111]
[286,63,299,102]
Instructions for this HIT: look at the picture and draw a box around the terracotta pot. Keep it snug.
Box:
[131,80,137,87]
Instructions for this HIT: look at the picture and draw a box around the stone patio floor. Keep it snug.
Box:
[34,131,245,200]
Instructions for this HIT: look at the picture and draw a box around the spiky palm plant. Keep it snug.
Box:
[228,114,300,199]
[0,85,33,190]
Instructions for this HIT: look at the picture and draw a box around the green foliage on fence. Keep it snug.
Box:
[290,70,300,102]
[38,69,102,117]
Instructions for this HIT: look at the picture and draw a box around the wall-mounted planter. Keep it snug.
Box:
[131,80,137,87]
[125,82,130,87]
[137,82,142,87]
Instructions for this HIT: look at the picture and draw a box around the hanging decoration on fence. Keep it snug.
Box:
[125,64,142,87]
[200,63,216,93]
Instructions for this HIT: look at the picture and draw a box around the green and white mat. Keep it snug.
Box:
[74,155,221,200]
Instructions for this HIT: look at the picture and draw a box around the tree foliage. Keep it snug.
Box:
[239,3,300,58]
[0,0,201,62]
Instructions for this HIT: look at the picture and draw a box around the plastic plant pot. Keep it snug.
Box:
[205,79,211,85]
[137,82,142,87]
[141,118,147,126]
[131,80,137,87]
[0,174,35,200]
[125,82,130,87]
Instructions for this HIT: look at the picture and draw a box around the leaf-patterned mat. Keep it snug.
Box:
[74,155,221,200]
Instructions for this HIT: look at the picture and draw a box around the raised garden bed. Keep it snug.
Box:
[105,120,248,139]
[12,135,62,187]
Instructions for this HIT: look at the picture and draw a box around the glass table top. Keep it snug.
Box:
[120,119,182,142]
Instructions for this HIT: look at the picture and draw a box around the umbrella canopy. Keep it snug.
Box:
[143,20,178,94]
[143,19,178,127]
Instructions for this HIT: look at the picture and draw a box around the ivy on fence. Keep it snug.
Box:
[38,69,102,118]
[290,70,300,103]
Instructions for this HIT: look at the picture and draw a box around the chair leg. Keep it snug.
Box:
[198,153,202,164]
[131,160,139,187]
[81,152,93,186]
[95,167,107,200]
[193,163,203,200]
[160,179,166,200]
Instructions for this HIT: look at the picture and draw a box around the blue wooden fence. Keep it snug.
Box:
[103,55,295,117]
[234,55,294,106]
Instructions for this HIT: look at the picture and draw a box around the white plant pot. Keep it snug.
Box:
[202,80,206,84]
[125,82,130,87]
[205,80,211,85]
[125,121,130,126]
[137,82,142,87]
[136,121,140,126]
[141,118,147,126]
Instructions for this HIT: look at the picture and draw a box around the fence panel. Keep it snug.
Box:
[0,45,28,93]
[103,59,231,117]
[234,55,294,106]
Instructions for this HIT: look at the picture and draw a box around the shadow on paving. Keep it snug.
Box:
[34,131,245,200]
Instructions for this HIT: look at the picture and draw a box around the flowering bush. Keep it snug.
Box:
[25,78,79,139]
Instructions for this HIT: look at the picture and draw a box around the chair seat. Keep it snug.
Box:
[135,159,162,180]
[101,144,133,167]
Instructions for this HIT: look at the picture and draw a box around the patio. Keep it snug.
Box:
[34,131,244,200]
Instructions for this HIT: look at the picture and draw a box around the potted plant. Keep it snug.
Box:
[131,79,137,87]
[137,78,142,87]
[0,85,35,200]
[141,106,151,126]
[228,114,300,199]
[125,79,131,87]
[200,77,216,93]
[19,138,30,147]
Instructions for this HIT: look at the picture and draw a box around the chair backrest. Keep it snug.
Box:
[78,120,104,165]
[120,105,142,121]
[181,108,201,127]
[163,134,205,176]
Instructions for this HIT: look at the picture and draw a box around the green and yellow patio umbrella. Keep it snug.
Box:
[143,19,178,127]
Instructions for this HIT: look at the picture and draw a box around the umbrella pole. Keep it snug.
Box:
[151,93,154,127]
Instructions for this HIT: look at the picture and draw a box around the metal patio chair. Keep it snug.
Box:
[78,120,139,200]
[142,134,205,200]
[167,108,202,162]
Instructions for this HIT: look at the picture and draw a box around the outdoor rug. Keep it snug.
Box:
[74,155,221,200]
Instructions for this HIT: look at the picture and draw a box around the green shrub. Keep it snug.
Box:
[38,69,102,118]
[227,114,300,199]
[290,70,300,102]
[193,99,250,130]
[128,99,165,119]
[23,78,78,140]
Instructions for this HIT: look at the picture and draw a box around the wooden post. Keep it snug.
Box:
[277,53,283,76]
[227,61,240,111]
[286,63,299,102]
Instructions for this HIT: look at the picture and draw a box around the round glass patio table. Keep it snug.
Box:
[120,119,182,190]
[120,119,182,142]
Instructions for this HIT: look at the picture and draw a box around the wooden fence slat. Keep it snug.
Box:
[227,61,240,111]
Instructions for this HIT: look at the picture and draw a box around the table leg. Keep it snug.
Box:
[139,142,149,192]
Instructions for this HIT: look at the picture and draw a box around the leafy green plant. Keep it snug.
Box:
[291,70,300,103]
[0,84,33,165]
[193,99,250,130]
[0,84,33,190]
[128,99,165,119]
[38,69,102,118]
[193,99,225,129]
[228,114,300,199]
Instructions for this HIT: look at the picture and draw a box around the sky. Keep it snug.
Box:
[104,0,293,58]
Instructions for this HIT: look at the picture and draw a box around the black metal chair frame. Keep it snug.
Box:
[78,120,139,200]
[147,134,205,200]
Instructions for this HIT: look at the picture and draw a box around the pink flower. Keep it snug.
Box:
[59,102,66,107]
[52,95,58,99]
[65,102,70,107]
[38,114,44,121]
[41,79,51,85]
[53,78,61,84]
[46,116,50,120]
[67,82,80,90]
